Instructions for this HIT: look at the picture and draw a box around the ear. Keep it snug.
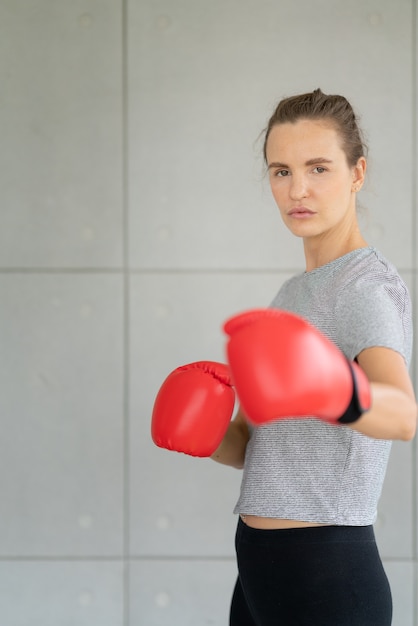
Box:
[351,157,366,192]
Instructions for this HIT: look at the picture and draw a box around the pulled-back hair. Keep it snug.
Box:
[263,88,367,167]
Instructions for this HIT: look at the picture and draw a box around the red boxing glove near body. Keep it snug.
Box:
[151,361,235,457]
[223,309,371,426]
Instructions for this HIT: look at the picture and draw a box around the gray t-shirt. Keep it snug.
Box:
[234,247,412,525]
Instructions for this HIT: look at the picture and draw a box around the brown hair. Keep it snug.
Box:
[263,88,367,167]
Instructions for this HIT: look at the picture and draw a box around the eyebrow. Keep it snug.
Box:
[267,157,333,169]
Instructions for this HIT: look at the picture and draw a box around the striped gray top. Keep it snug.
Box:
[234,247,412,525]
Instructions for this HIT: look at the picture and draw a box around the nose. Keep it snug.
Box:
[289,174,308,200]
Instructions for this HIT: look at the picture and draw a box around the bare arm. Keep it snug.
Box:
[351,346,417,441]
[210,407,250,469]
[211,347,416,456]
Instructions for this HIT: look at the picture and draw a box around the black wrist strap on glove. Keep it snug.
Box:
[338,361,367,424]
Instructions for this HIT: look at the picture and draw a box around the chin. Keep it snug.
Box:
[285,223,319,238]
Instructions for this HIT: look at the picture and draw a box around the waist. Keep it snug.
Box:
[240,515,334,529]
[237,517,376,545]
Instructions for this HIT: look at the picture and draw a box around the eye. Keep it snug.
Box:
[274,169,290,177]
[313,166,326,174]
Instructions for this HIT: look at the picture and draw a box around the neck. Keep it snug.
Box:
[303,221,368,272]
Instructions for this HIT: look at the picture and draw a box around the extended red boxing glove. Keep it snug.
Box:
[223,308,371,426]
[151,361,235,457]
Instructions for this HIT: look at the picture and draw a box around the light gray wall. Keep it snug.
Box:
[0,1,416,624]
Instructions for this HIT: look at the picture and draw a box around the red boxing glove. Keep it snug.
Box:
[223,308,371,426]
[151,361,235,457]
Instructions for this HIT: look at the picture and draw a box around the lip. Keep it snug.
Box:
[288,207,316,217]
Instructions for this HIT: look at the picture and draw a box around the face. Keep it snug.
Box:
[265,119,365,242]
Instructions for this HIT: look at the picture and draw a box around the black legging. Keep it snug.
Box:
[230,518,392,626]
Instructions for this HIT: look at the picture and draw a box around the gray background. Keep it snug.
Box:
[0,0,417,624]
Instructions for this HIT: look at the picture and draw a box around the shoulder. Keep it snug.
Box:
[339,248,410,315]
[336,248,412,364]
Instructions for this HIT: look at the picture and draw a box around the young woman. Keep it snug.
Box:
[210,89,417,625]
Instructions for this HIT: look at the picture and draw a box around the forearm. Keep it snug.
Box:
[211,419,249,469]
[350,382,417,441]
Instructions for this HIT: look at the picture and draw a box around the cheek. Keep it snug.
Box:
[270,181,286,204]
[271,192,287,215]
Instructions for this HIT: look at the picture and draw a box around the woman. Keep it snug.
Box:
[211,89,417,625]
